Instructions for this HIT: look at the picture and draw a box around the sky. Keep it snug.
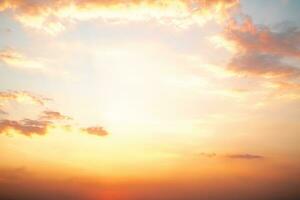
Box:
[0,0,300,200]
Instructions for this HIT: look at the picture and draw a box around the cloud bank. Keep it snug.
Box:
[0,0,239,34]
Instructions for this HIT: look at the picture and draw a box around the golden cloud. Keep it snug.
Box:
[0,118,108,137]
[0,0,239,34]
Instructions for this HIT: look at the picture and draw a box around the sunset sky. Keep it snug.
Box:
[0,0,300,200]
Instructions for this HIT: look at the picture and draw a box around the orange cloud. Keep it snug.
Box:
[228,53,300,78]
[0,118,108,137]
[40,110,72,121]
[211,16,300,77]
[222,16,300,58]
[0,90,50,106]
[0,0,239,34]
[211,15,300,102]
[263,81,300,101]
[0,119,50,136]
[0,90,108,137]
[82,126,108,137]
[213,16,300,78]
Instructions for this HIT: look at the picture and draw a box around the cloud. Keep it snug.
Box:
[0,119,109,137]
[0,90,50,106]
[225,153,264,160]
[0,48,70,78]
[211,15,300,102]
[0,119,50,136]
[82,126,108,137]
[263,81,300,101]
[221,16,300,58]
[197,152,264,160]
[40,111,72,121]
[212,16,300,78]
[0,90,108,137]
[228,53,300,78]
[0,0,239,34]
[0,48,47,70]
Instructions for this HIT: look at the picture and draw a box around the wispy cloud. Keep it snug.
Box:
[0,90,108,137]
[197,152,264,160]
[39,110,72,121]
[0,48,48,70]
[0,48,70,78]
[225,153,264,160]
[0,90,50,106]
[0,118,108,137]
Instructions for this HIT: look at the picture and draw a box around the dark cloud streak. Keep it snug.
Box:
[225,153,264,160]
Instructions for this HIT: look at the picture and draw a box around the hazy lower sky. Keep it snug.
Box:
[0,0,300,200]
